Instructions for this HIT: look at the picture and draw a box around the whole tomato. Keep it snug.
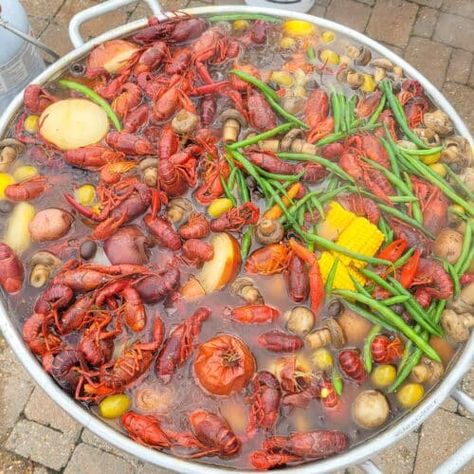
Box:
[193,334,256,396]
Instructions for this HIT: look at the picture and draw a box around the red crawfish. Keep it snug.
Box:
[80,316,165,401]
[121,411,174,448]
[247,90,277,131]
[60,293,96,335]
[412,176,448,236]
[111,83,142,119]
[285,252,309,303]
[356,91,382,119]
[339,349,366,382]
[144,190,182,250]
[0,243,23,293]
[134,267,181,304]
[155,307,211,383]
[400,249,421,288]
[99,161,135,185]
[339,194,381,224]
[63,145,124,170]
[22,312,62,356]
[165,48,192,75]
[371,335,404,364]
[245,243,290,275]
[246,371,281,438]
[179,213,210,239]
[95,279,147,332]
[187,410,241,459]
[194,156,230,205]
[305,89,334,143]
[4,175,49,201]
[106,131,153,155]
[377,238,408,262]
[289,239,325,316]
[133,41,169,74]
[182,239,214,265]
[200,95,217,127]
[387,217,432,256]
[210,202,259,232]
[283,376,338,409]
[257,330,303,353]
[51,348,84,395]
[23,84,56,114]
[158,123,179,160]
[230,304,279,324]
[123,104,150,133]
[250,451,300,470]
[247,150,296,176]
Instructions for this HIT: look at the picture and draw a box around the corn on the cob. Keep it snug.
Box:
[319,251,366,291]
[317,201,356,241]
[333,217,384,269]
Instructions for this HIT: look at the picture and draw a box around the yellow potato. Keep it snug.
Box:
[4,202,35,254]
[39,99,109,150]
[282,20,315,38]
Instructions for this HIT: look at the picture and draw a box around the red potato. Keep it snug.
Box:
[29,208,73,242]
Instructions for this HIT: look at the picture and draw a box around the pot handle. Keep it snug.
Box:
[68,0,163,48]
[359,388,474,474]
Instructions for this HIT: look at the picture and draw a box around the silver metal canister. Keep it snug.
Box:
[0,0,45,111]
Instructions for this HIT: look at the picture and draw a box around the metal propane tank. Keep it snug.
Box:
[0,0,45,111]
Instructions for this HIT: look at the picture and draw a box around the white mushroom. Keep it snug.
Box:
[219,109,247,144]
[305,318,345,349]
[441,308,474,342]
[171,109,199,135]
[29,251,62,288]
[352,390,390,429]
[423,110,454,137]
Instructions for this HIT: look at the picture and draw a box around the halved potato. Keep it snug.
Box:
[39,99,109,150]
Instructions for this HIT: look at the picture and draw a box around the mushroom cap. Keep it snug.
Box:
[441,309,472,342]
[30,250,62,269]
[219,108,247,126]
[254,218,285,245]
[0,138,25,153]
[370,58,394,70]
[352,390,389,429]
[138,157,158,171]
[325,318,345,347]
[281,128,305,152]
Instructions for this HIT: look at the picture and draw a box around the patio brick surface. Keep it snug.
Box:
[0,1,473,473]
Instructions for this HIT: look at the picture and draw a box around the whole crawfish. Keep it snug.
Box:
[182,239,214,265]
[133,41,169,74]
[0,243,23,293]
[194,156,230,205]
[245,243,290,275]
[134,266,181,304]
[106,131,153,155]
[356,91,382,119]
[339,194,381,224]
[247,90,277,131]
[230,304,279,324]
[285,252,309,303]
[155,307,210,383]
[23,312,61,356]
[246,371,281,438]
[121,411,174,448]
[283,375,338,409]
[80,316,164,401]
[305,89,334,143]
[210,202,259,232]
[257,330,303,353]
[179,213,210,239]
[51,348,84,395]
[371,335,404,364]
[387,217,432,256]
[63,145,124,170]
[339,349,366,382]
[112,83,142,119]
[4,176,49,201]
[23,84,56,114]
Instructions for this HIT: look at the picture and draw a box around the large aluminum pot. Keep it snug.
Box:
[0,1,473,472]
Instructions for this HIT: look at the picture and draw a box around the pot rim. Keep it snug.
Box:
[0,5,472,473]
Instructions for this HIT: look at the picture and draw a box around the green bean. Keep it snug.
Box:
[229,69,279,101]
[311,194,325,219]
[444,261,461,299]
[459,238,474,276]
[314,123,381,146]
[334,289,441,361]
[398,145,444,156]
[383,295,411,306]
[364,324,382,373]
[264,91,308,129]
[350,274,372,298]
[344,95,356,133]
[267,179,293,207]
[298,204,306,227]
[236,169,250,203]
[433,300,447,324]
[257,168,303,181]
[378,202,434,238]
[241,227,253,260]
[368,94,386,125]
[58,79,122,131]
[208,13,281,22]
[279,152,355,183]
[308,226,316,252]
[380,80,428,149]
[307,46,316,63]
[381,135,400,178]
[344,301,397,332]
[398,338,414,374]
[332,368,344,396]
[378,216,392,243]
[389,195,418,203]
[227,167,239,190]
[360,267,398,294]
[393,247,416,269]
[228,123,293,150]
[389,344,424,392]
[399,152,474,216]
[455,220,473,274]
[401,170,423,224]
[445,166,474,200]
[325,258,340,294]
[220,177,237,206]
[331,91,342,134]
[281,191,319,222]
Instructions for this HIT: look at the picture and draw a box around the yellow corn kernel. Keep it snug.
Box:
[429,162,447,177]
[282,20,316,38]
[75,184,96,206]
[279,36,296,49]
[318,251,366,291]
[0,173,15,199]
[24,115,39,134]
[321,31,335,43]
[420,151,441,165]
[320,49,340,65]
[361,74,376,92]
[13,165,38,181]
[270,71,294,88]
[311,348,334,371]
[232,19,249,31]
[317,201,356,241]
[208,198,233,218]
[333,217,384,269]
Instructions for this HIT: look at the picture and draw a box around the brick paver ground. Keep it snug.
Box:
[0,0,473,473]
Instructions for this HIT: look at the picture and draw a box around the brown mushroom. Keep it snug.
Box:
[220,109,247,144]
[281,129,304,152]
[281,95,306,115]
[411,357,444,384]
[346,71,364,89]
[441,136,473,169]
[29,251,62,288]
[280,129,317,155]
[433,228,463,264]
[254,218,285,245]
[231,277,263,304]
[139,157,158,187]
[0,139,24,172]
[413,127,440,146]
[441,309,474,342]
[285,306,315,336]
[459,167,474,193]
[305,318,345,349]
[336,67,349,84]
[352,390,390,429]
[346,46,372,66]
[423,110,453,137]
[370,58,394,71]
[166,198,193,225]
[451,282,474,314]
[171,109,199,135]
